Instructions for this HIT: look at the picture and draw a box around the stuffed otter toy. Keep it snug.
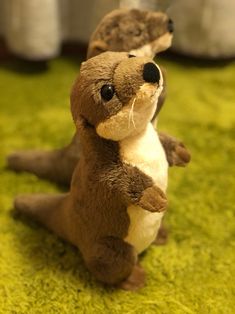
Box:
[15,52,170,290]
[7,8,190,186]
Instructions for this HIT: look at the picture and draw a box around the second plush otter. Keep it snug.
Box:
[15,52,169,290]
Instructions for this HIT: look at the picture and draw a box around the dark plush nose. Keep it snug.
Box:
[143,62,160,84]
[168,18,174,33]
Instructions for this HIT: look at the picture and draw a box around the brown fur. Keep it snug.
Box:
[87,9,172,59]
[159,132,191,166]
[14,52,168,289]
[7,8,190,186]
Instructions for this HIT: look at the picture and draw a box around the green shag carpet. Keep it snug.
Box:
[0,54,235,314]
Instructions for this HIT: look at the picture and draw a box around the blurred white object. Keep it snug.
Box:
[59,0,118,44]
[120,0,170,11]
[121,0,235,58]
[3,0,60,59]
[0,0,235,59]
[168,0,235,58]
[0,0,118,60]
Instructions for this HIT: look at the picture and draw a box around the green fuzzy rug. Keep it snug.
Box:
[0,54,235,314]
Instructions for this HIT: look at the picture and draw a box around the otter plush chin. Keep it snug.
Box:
[14,51,169,290]
[96,66,163,141]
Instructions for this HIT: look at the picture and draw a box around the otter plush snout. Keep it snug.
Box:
[71,51,163,141]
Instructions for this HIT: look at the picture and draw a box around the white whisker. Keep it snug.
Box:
[128,97,136,129]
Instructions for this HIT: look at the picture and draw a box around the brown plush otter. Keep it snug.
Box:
[15,52,170,290]
[7,9,190,186]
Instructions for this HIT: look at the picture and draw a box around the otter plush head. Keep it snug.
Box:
[71,51,163,141]
[87,9,173,59]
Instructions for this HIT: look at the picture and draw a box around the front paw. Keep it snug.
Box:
[159,133,191,167]
[138,186,167,213]
[170,141,191,167]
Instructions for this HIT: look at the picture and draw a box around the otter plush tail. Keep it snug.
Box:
[7,135,81,186]
[14,193,70,240]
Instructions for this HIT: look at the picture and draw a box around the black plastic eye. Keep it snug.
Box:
[128,54,136,58]
[101,84,115,101]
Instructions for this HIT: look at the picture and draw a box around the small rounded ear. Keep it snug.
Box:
[87,40,108,59]
[75,115,96,142]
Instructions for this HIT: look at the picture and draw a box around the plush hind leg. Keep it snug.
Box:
[7,134,80,186]
[14,193,70,241]
[85,237,145,290]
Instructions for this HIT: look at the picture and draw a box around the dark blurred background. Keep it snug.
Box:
[0,0,235,61]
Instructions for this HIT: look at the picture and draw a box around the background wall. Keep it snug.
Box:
[0,0,235,60]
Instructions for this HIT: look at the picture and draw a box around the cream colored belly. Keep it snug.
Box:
[125,205,164,254]
[120,123,168,254]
